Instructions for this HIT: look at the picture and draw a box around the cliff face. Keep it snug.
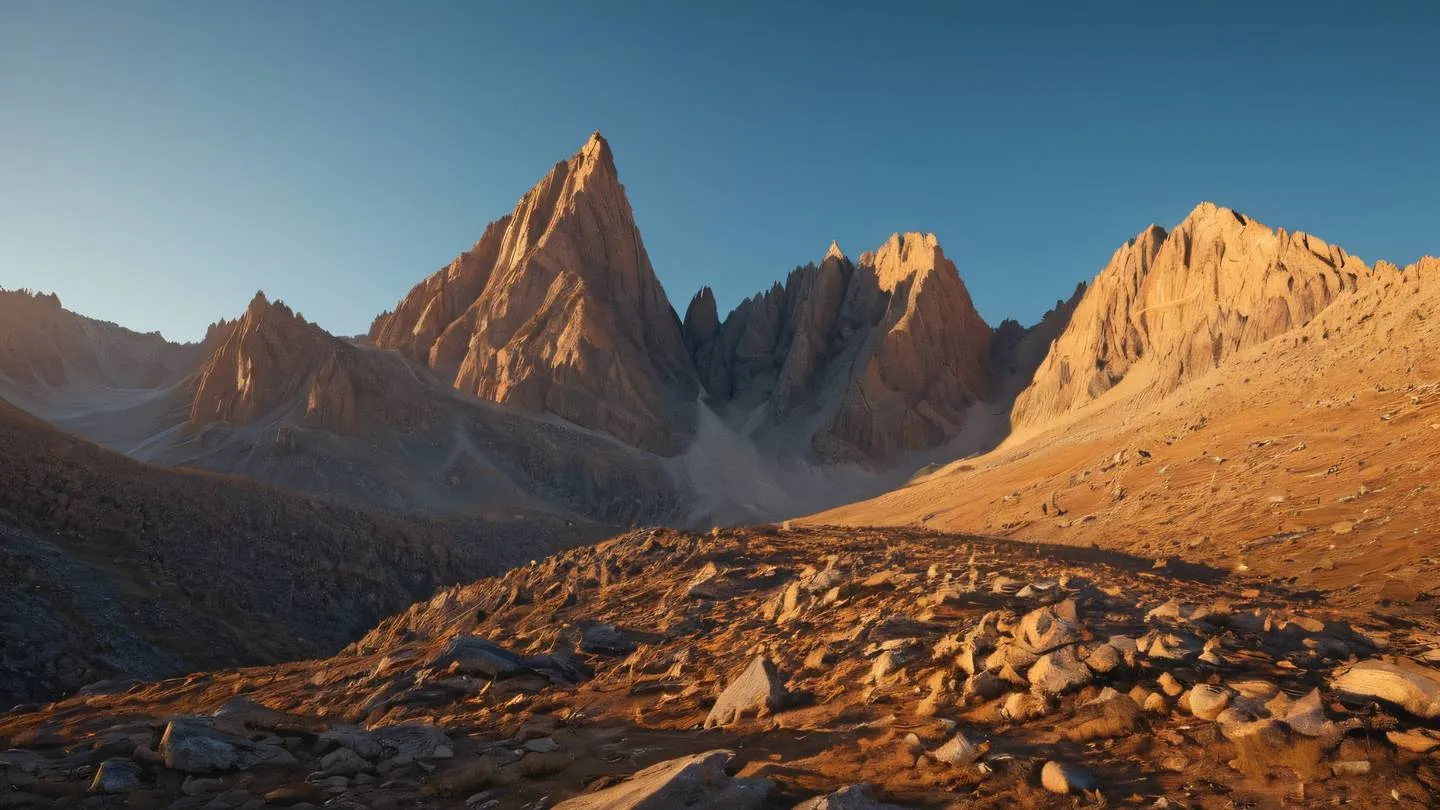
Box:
[1013,203,1371,427]
[370,132,697,454]
[686,234,994,463]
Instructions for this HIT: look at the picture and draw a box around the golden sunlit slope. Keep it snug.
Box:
[814,209,1440,609]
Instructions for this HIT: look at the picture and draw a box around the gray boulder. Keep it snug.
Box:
[88,758,142,794]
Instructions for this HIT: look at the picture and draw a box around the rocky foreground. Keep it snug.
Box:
[6,526,1440,808]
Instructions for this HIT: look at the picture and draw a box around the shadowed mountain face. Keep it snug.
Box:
[0,396,590,706]
[682,234,997,463]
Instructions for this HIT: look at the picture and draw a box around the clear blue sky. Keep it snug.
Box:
[3,2,1437,342]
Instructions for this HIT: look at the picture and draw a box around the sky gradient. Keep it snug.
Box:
[3,1,1438,342]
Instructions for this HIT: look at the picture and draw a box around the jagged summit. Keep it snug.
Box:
[189,292,335,428]
[1013,202,1372,427]
[581,129,613,164]
[863,232,956,292]
[370,132,697,454]
[823,240,846,263]
[684,232,992,462]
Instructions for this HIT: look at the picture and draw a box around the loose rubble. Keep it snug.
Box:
[1,526,1439,808]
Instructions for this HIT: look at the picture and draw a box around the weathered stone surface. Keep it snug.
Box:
[1084,643,1122,674]
[159,717,296,773]
[1186,684,1232,720]
[88,758,141,794]
[552,750,773,810]
[1041,760,1096,794]
[705,656,787,728]
[1015,603,1080,653]
[1029,646,1093,695]
[930,731,986,766]
[1331,657,1440,718]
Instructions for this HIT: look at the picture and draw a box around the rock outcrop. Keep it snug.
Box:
[685,234,993,463]
[370,132,697,454]
[1014,203,1371,427]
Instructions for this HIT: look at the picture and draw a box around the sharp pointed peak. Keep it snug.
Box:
[579,130,614,166]
[823,240,847,263]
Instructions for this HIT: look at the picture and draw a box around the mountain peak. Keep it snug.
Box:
[578,130,615,174]
[863,232,948,292]
[1014,202,1371,427]
[823,240,847,263]
[369,131,697,453]
[1180,201,1250,229]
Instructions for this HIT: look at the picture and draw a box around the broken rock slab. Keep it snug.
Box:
[159,717,297,773]
[704,655,787,728]
[88,758,142,794]
[431,635,592,685]
[552,749,773,810]
[1331,657,1440,718]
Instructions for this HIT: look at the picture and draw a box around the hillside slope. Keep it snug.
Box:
[0,397,590,706]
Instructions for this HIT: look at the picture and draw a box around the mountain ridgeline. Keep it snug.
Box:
[4,132,1429,531]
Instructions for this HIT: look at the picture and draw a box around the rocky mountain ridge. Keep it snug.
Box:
[1,132,1073,529]
[682,233,996,462]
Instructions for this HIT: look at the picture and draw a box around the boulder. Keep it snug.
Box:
[552,750,773,810]
[1029,647,1093,695]
[318,747,370,776]
[705,656,788,728]
[1186,685,1232,720]
[88,758,141,794]
[1015,603,1081,653]
[930,732,986,766]
[1040,760,1096,794]
[432,635,528,678]
[581,623,635,655]
[1002,692,1051,722]
[159,717,296,773]
[1332,657,1440,718]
